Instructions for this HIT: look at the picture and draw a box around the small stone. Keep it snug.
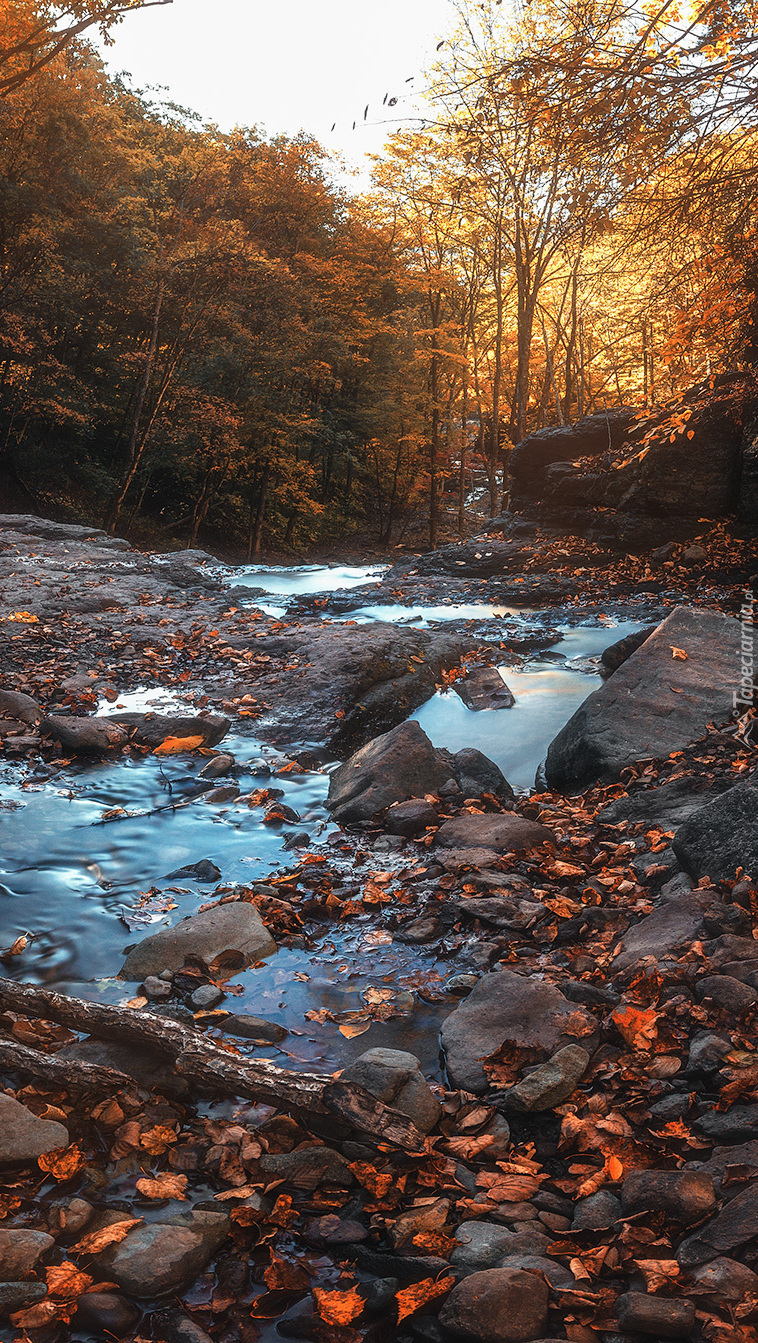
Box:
[622,1170,716,1225]
[143,975,172,1000]
[161,1313,216,1343]
[360,1276,399,1315]
[48,1197,93,1238]
[75,1291,141,1336]
[340,1047,440,1134]
[0,1281,48,1315]
[259,1146,353,1192]
[446,973,480,995]
[204,784,240,804]
[686,1031,731,1075]
[689,1255,758,1300]
[0,1228,54,1277]
[96,1210,229,1297]
[572,1191,621,1231]
[197,754,235,779]
[395,916,442,944]
[42,714,129,753]
[190,983,224,1010]
[0,1093,69,1163]
[695,1105,758,1142]
[165,859,222,882]
[439,1266,549,1343]
[616,1291,696,1337]
[695,975,758,1013]
[501,1044,590,1113]
[222,1015,288,1043]
[386,798,439,836]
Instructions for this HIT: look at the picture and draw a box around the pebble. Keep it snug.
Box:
[340,1047,441,1134]
[74,1291,141,1336]
[572,1190,621,1230]
[695,974,758,1012]
[222,1014,288,1043]
[0,1093,69,1163]
[0,1281,48,1315]
[190,983,224,1010]
[0,1229,53,1277]
[500,1043,590,1112]
[143,975,172,1000]
[690,1255,758,1300]
[446,973,480,995]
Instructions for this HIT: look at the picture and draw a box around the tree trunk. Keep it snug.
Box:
[104,275,164,535]
[250,460,271,558]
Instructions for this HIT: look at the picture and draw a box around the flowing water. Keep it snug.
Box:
[0,563,643,1077]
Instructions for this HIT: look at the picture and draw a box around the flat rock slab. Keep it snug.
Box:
[454,666,515,711]
[121,901,275,980]
[97,1211,229,1297]
[673,779,758,881]
[611,891,724,971]
[677,1184,758,1266]
[545,606,743,791]
[0,1093,69,1163]
[441,969,597,1094]
[435,813,554,854]
[599,776,732,829]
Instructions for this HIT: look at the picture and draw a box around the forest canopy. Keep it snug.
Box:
[1,0,758,553]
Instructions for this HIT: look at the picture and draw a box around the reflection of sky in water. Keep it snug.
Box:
[230,563,388,595]
[412,620,643,793]
[334,602,520,626]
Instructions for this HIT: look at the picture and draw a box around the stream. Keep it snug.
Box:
[0,563,642,1081]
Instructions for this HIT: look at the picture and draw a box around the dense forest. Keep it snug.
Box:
[1,0,758,554]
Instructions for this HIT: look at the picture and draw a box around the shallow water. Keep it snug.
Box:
[0,563,641,1074]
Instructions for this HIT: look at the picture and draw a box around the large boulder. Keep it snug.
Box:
[599,776,732,830]
[441,969,597,1094]
[673,779,758,881]
[340,1048,440,1134]
[327,722,454,823]
[438,1265,549,1342]
[109,712,230,749]
[121,901,275,980]
[96,1210,229,1297]
[509,409,635,502]
[545,607,743,791]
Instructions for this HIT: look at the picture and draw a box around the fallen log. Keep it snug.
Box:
[0,978,424,1150]
[0,1037,134,1093]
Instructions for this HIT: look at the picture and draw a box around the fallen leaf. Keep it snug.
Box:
[72,1219,142,1255]
[313,1285,364,1326]
[339,1020,371,1038]
[38,1144,86,1180]
[135,1173,188,1200]
[612,1003,659,1051]
[671,646,688,660]
[396,1276,454,1322]
[153,735,204,754]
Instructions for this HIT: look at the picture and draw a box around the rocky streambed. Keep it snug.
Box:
[0,512,756,1343]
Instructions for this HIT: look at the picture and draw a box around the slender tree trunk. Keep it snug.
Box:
[105,275,164,534]
[458,370,468,536]
[251,460,271,558]
[430,337,440,549]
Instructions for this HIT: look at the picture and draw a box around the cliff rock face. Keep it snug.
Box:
[510,373,758,522]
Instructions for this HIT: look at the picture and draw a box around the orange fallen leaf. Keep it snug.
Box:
[313,1285,364,1326]
[38,1144,85,1180]
[396,1276,454,1322]
[671,646,688,660]
[338,1019,371,1038]
[607,1156,624,1181]
[72,1219,142,1255]
[153,735,204,754]
[612,1003,659,1052]
[349,1162,395,1199]
[139,1125,178,1155]
[135,1173,188,1200]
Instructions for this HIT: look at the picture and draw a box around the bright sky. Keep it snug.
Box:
[99,0,458,182]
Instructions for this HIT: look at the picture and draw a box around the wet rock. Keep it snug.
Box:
[0,1281,48,1315]
[611,892,725,972]
[143,975,172,1000]
[689,1255,758,1300]
[545,606,743,791]
[0,689,41,726]
[222,1014,288,1043]
[159,1313,216,1343]
[439,1265,549,1342]
[203,784,240,804]
[395,916,443,944]
[451,1222,528,1273]
[686,1032,731,1076]
[600,625,656,674]
[96,1209,229,1297]
[572,1191,621,1230]
[197,754,235,779]
[434,814,554,854]
[695,1104,758,1142]
[74,1291,141,1336]
[109,711,230,748]
[47,1197,93,1239]
[500,1044,590,1112]
[360,1276,399,1314]
[121,901,275,979]
[441,969,598,1095]
[0,1228,54,1277]
[673,780,758,882]
[451,748,515,801]
[341,1047,440,1134]
[454,667,515,711]
[42,714,129,753]
[327,722,455,823]
[190,983,224,1009]
[386,798,439,836]
[695,975,758,1012]
[621,1170,716,1224]
[259,1146,353,1192]
[0,1093,69,1163]
[677,1184,758,1265]
[616,1292,696,1337]
[446,973,480,995]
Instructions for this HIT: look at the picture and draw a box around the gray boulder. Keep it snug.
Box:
[500,1044,590,1112]
[673,779,758,881]
[435,813,553,854]
[42,714,129,753]
[678,1184,758,1266]
[109,712,230,748]
[599,776,732,829]
[439,1265,549,1343]
[441,969,597,1094]
[96,1210,229,1297]
[0,1093,69,1163]
[545,607,743,791]
[451,748,515,801]
[121,901,275,980]
[340,1047,440,1134]
[327,722,454,823]
[611,891,726,972]
[0,689,41,726]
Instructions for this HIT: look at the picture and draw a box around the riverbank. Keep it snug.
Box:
[0,512,756,1343]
